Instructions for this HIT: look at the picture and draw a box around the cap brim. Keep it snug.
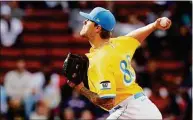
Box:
[79,12,92,20]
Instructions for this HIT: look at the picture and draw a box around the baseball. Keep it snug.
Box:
[160,17,168,27]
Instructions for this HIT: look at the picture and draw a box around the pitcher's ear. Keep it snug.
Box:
[95,25,102,33]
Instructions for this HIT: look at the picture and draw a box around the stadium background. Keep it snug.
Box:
[0,1,192,120]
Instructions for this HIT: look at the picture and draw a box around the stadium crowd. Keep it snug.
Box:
[0,1,192,120]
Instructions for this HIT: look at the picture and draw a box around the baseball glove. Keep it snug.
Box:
[63,53,89,85]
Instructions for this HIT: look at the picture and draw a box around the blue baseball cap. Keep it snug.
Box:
[79,7,116,31]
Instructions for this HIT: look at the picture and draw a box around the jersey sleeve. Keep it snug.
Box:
[111,36,140,58]
[96,58,116,99]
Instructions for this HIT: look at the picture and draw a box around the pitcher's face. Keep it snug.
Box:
[80,19,96,38]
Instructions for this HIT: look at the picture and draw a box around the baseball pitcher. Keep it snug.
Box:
[63,7,171,119]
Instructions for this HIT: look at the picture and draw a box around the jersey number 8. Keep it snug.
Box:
[120,55,135,86]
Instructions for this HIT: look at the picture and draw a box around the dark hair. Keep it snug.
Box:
[94,22,111,39]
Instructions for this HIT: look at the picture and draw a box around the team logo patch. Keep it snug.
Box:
[100,81,111,90]
[96,18,100,22]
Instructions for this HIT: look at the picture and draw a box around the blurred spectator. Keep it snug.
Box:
[114,14,145,36]
[136,59,159,89]
[0,75,8,118]
[44,1,69,12]
[69,1,92,38]
[80,109,94,120]
[30,65,48,98]
[28,63,61,117]
[51,73,67,88]
[6,97,26,120]
[150,84,181,119]
[64,90,87,117]
[23,69,46,117]
[4,58,36,118]
[62,107,75,120]
[143,87,152,98]
[0,4,23,47]
[60,1,70,12]
[4,59,32,101]
[44,1,62,9]
[154,29,167,38]
[31,71,45,97]
[43,76,61,109]
[8,1,25,19]
[146,11,157,24]
[30,100,49,120]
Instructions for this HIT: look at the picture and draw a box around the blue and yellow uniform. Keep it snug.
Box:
[86,36,143,110]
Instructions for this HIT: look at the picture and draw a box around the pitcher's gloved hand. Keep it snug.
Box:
[63,53,89,86]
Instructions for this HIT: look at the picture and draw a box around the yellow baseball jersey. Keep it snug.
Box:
[86,36,143,111]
